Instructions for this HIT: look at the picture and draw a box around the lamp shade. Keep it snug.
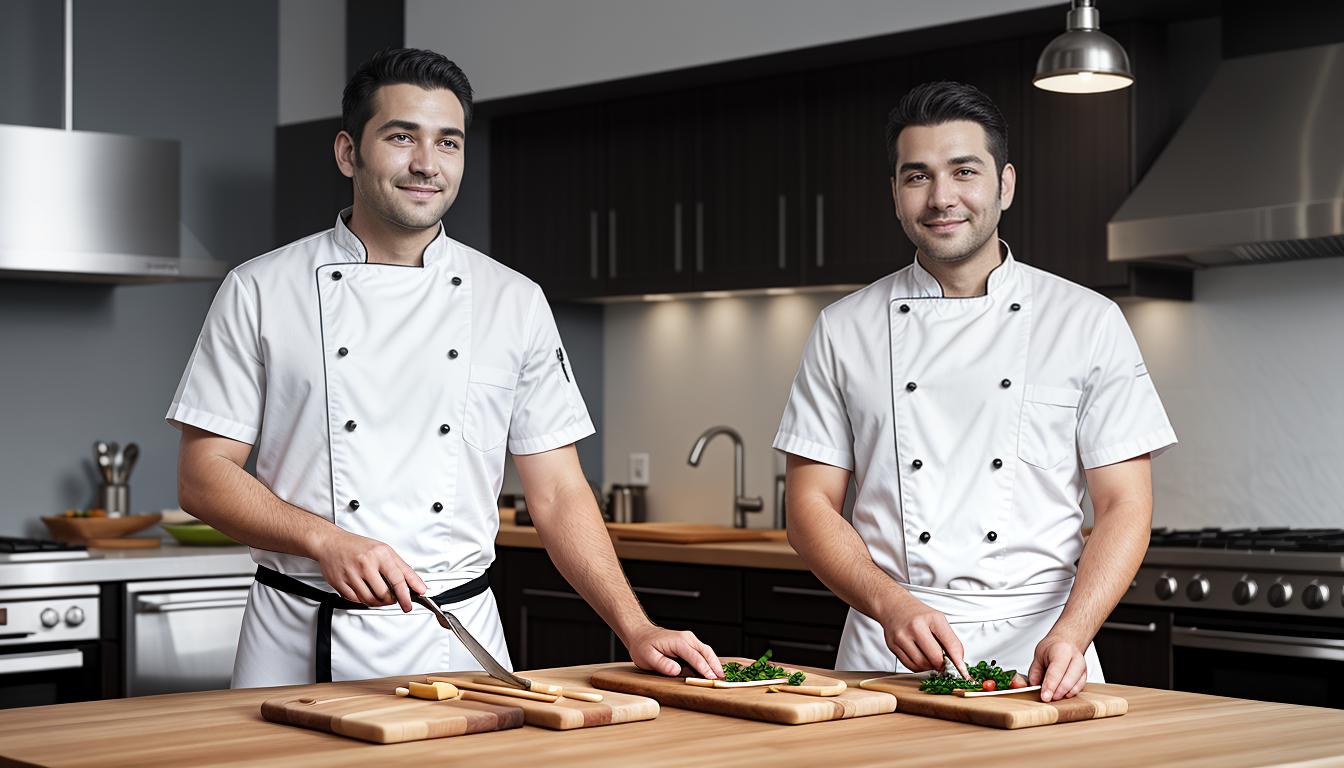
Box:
[1033,2,1134,93]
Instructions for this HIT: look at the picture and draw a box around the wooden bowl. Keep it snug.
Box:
[42,513,162,545]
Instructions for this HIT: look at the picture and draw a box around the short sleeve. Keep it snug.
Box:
[772,311,855,470]
[506,286,596,455]
[1077,303,1177,469]
[165,272,265,444]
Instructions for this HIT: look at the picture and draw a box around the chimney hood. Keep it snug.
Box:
[1109,42,1344,268]
[0,123,226,283]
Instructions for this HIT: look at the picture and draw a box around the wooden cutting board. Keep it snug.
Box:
[606,523,773,544]
[589,660,896,725]
[261,688,524,744]
[858,675,1127,729]
[432,676,659,730]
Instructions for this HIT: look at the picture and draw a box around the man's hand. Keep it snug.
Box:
[1029,634,1087,702]
[878,593,970,677]
[624,623,724,680]
[313,528,428,612]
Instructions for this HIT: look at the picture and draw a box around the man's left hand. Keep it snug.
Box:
[1028,634,1087,702]
[625,623,724,680]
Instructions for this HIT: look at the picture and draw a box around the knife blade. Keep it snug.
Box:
[412,592,534,691]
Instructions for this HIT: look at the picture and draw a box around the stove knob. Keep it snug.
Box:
[65,606,85,626]
[1268,581,1293,608]
[1155,575,1177,600]
[1186,576,1211,601]
[1303,583,1331,610]
[1233,578,1258,605]
[40,608,60,628]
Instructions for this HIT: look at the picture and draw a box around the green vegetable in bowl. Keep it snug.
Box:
[721,650,805,686]
[918,659,1017,694]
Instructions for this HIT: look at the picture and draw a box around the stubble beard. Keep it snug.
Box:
[352,155,453,232]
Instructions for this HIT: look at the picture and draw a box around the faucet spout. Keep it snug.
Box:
[687,426,762,528]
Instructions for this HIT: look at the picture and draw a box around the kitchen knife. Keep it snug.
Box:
[412,592,534,691]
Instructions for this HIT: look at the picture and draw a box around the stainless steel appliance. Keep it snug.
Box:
[1112,527,1344,708]
[0,536,90,563]
[0,584,111,709]
[124,577,250,696]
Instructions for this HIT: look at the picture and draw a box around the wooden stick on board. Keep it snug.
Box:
[468,676,604,702]
[427,677,561,703]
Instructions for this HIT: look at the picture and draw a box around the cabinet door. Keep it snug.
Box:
[743,569,849,627]
[604,92,697,296]
[1093,605,1171,688]
[696,75,804,290]
[1017,33,1132,290]
[802,57,913,286]
[490,104,607,299]
[743,622,842,670]
[501,549,615,669]
[623,560,742,624]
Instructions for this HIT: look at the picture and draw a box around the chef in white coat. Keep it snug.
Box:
[774,81,1175,702]
[168,48,722,687]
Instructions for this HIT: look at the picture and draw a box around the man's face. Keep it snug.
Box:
[890,120,1014,265]
[338,83,466,231]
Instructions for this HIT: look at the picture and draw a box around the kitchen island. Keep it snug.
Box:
[2,664,1341,767]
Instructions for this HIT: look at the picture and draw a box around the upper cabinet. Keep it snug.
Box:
[490,25,1190,301]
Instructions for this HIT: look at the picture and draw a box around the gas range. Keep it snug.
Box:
[0,536,91,563]
[1127,527,1344,619]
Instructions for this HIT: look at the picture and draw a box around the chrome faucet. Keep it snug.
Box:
[687,425,764,528]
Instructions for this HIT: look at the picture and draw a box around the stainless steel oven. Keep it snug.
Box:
[124,576,250,696]
[0,585,111,709]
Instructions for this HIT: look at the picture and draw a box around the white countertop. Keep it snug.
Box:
[0,543,255,586]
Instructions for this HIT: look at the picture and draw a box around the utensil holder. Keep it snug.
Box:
[99,483,129,517]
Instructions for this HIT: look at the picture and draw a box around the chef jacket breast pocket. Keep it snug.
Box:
[1018,384,1083,469]
[464,365,519,452]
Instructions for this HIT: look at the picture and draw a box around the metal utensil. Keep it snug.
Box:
[108,442,121,484]
[412,592,533,691]
[93,441,113,484]
[121,443,139,481]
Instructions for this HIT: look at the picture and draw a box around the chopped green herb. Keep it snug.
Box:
[721,650,805,685]
[918,659,1017,695]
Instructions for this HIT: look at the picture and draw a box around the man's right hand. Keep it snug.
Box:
[313,529,428,612]
[877,591,969,677]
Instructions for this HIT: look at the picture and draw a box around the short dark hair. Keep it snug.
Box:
[885,81,1008,178]
[342,48,474,153]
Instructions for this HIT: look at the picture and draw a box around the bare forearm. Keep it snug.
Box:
[788,498,909,625]
[1050,500,1151,646]
[178,453,334,560]
[531,483,651,643]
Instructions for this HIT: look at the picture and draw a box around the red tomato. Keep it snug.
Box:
[982,679,997,692]
[1009,676,1027,689]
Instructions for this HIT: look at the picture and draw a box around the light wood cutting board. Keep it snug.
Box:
[589,660,896,725]
[858,675,1127,729]
[605,523,773,544]
[260,688,524,744]
[433,676,659,730]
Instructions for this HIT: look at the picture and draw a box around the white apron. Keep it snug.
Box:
[777,247,1176,675]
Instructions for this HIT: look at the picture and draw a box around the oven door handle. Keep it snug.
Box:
[0,648,85,675]
[1172,626,1344,661]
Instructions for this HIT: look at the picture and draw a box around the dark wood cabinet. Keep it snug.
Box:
[1093,605,1172,689]
[500,549,616,669]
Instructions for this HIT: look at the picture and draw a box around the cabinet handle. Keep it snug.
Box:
[0,648,85,675]
[1101,621,1158,634]
[767,638,837,653]
[815,194,825,268]
[521,588,583,601]
[777,194,787,270]
[608,209,618,279]
[674,202,683,273]
[695,201,704,273]
[589,210,599,281]
[770,586,834,599]
[632,586,701,599]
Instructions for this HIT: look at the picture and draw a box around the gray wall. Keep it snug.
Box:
[0,1,277,537]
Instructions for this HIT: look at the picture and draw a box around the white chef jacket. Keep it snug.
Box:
[167,209,594,686]
[773,244,1176,675]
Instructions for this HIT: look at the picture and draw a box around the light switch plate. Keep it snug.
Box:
[629,452,650,485]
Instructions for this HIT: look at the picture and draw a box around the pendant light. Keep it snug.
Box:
[1033,0,1134,93]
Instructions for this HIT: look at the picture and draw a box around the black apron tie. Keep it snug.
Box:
[254,565,491,683]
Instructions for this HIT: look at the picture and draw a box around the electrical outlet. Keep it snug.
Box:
[628,452,650,486]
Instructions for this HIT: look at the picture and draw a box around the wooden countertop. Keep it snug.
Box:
[496,520,809,571]
[2,665,1342,767]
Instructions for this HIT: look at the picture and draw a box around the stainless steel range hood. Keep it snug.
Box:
[1109,42,1344,267]
[0,123,226,283]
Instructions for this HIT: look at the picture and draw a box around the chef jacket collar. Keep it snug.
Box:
[906,239,1018,299]
[332,206,452,268]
